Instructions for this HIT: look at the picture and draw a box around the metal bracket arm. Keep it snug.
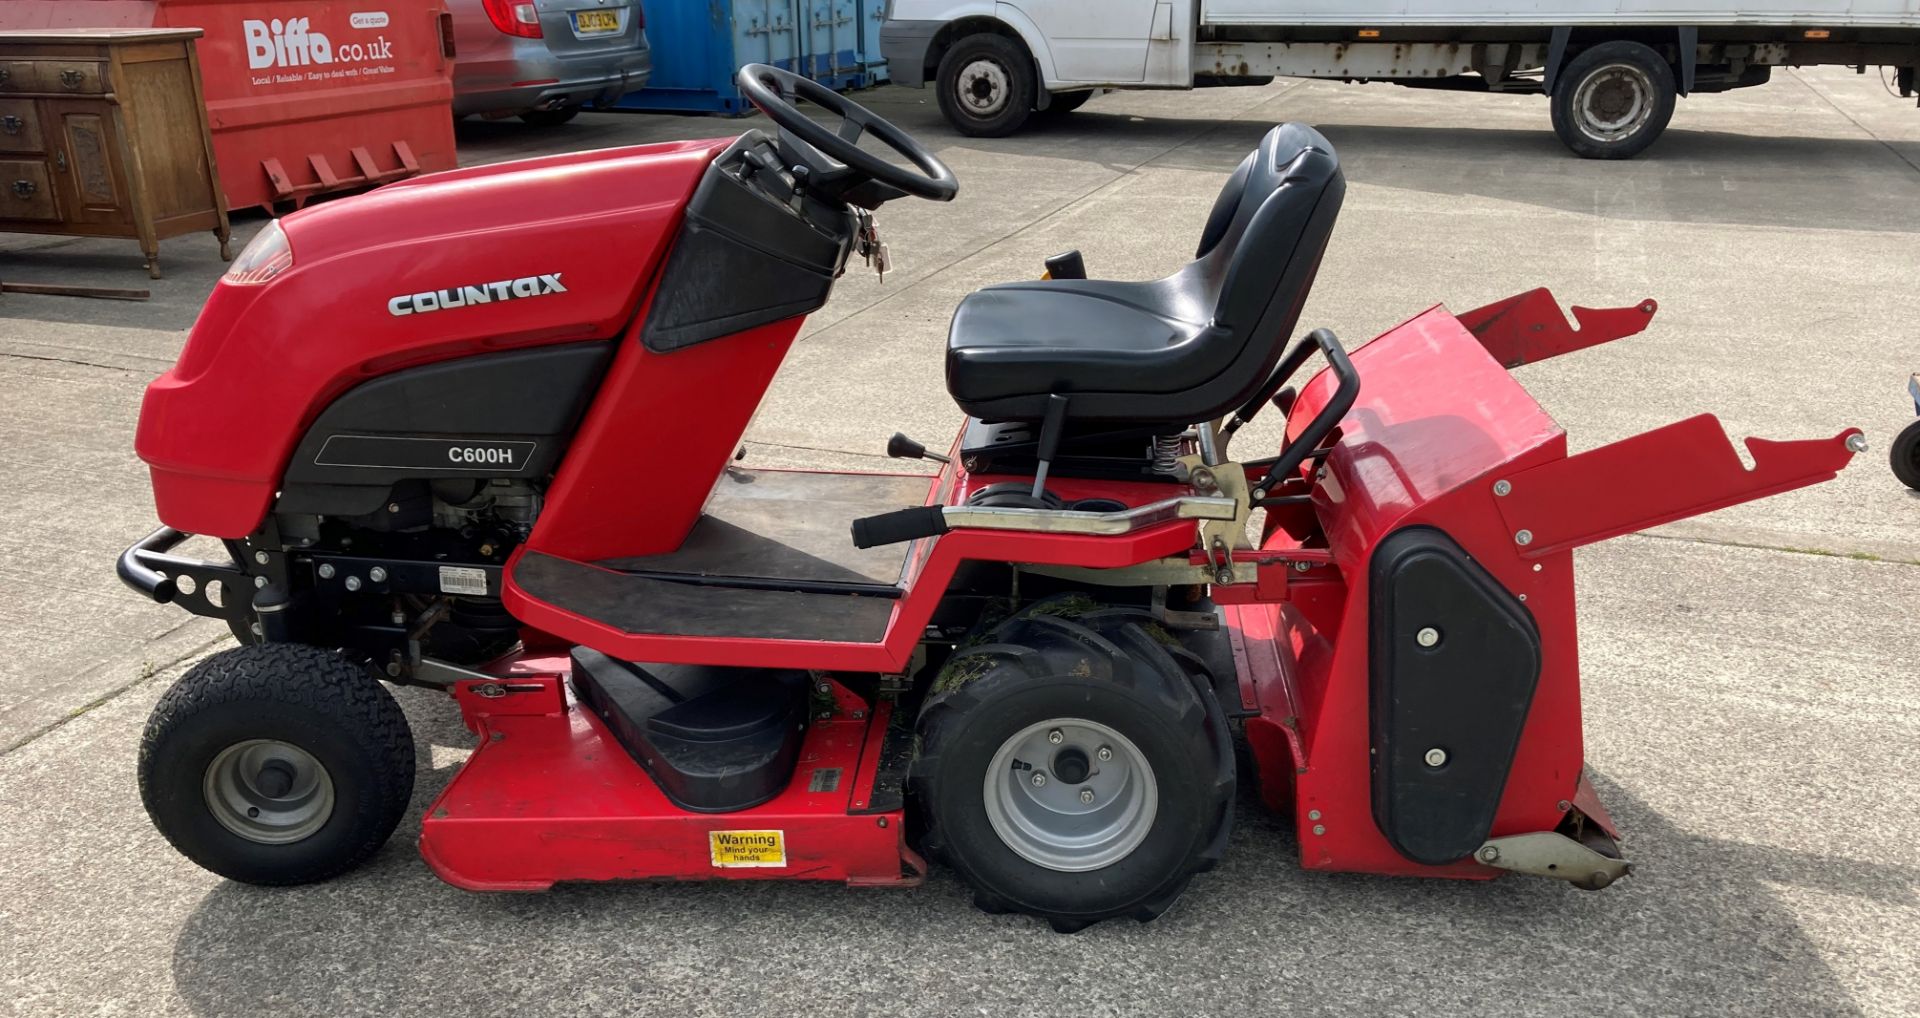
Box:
[1456,287,1657,368]
[944,495,1237,535]
[1494,415,1864,558]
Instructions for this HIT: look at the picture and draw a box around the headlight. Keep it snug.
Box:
[222,221,294,285]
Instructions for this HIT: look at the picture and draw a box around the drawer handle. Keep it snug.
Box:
[0,116,19,136]
[60,69,85,89]
[11,179,36,198]
[0,68,9,86]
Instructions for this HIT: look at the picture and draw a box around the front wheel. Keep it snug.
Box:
[1551,41,1677,159]
[912,597,1234,932]
[936,33,1036,137]
[138,644,416,885]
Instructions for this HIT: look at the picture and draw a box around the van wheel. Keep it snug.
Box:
[139,644,415,885]
[937,33,1035,137]
[1551,41,1677,159]
[912,596,1234,932]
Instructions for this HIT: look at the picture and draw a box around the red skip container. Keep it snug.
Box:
[0,0,457,211]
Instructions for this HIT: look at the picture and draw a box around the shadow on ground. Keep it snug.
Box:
[165,693,1911,1016]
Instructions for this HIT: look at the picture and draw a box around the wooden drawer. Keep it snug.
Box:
[0,61,39,92]
[43,62,108,95]
[0,160,58,221]
[0,99,40,153]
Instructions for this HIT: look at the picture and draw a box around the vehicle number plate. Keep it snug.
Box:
[574,10,619,33]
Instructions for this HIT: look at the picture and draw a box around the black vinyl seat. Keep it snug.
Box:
[944,123,1345,425]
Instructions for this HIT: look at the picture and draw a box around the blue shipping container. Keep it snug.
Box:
[609,0,889,115]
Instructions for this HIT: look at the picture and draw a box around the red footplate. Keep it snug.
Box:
[419,674,917,889]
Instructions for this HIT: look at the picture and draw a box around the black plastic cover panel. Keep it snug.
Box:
[282,342,610,489]
[642,137,854,352]
[570,647,808,813]
[1369,526,1541,866]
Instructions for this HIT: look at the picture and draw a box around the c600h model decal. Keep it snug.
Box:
[388,273,567,317]
[314,435,538,472]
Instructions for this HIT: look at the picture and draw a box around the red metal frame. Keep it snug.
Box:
[1223,296,1857,878]
[1456,287,1658,368]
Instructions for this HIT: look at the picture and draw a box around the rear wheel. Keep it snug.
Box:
[912,596,1234,932]
[1892,420,1920,490]
[1551,41,1677,159]
[936,33,1036,137]
[139,644,415,885]
[519,107,581,127]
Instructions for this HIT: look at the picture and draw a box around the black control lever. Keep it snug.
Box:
[1044,250,1087,279]
[887,432,950,464]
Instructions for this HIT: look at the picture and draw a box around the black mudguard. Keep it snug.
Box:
[1369,526,1541,866]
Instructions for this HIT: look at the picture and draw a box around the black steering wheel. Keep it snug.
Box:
[736,63,958,203]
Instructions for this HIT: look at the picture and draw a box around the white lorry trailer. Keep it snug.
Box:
[879,1,1920,157]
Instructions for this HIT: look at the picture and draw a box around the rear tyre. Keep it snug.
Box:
[1551,41,1677,159]
[912,596,1234,931]
[1891,420,1920,490]
[519,108,581,127]
[139,644,415,885]
[936,33,1035,137]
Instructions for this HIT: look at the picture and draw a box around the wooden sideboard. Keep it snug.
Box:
[0,28,231,279]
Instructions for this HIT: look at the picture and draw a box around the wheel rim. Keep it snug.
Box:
[203,739,335,845]
[956,58,1010,117]
[1573,64,1655,144]
[982,718,1158,872]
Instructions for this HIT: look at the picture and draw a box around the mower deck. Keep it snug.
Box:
[419,657,919,890]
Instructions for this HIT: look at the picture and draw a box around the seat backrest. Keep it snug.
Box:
[1177,122,1344,413]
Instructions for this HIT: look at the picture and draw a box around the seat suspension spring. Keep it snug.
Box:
[1152,435,1182,474]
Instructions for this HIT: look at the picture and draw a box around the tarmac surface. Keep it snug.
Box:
[2,69,1917,1017]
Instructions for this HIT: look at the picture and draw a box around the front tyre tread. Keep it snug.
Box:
[139,644,415,886]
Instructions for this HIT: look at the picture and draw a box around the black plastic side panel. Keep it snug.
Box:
[570,647,809,813]
[281,342,611,491]
[1369,526,1542,866]
[641,138,854,352]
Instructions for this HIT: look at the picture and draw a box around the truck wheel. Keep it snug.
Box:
[912,596,1234,932]
[1551,41,1677,159]
[138,644,415,885]
[1892,420,1920,490]
[937,33,1035,137]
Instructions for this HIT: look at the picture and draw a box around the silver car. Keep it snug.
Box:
[450,0,652,124]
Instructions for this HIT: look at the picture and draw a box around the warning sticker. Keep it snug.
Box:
[709,830,786,868]
[438,565,488,597]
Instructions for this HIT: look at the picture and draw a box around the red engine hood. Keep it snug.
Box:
[138,136,735,537]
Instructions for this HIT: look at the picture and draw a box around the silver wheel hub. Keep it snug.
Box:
[956,58,1010,117]
[203,738,335,845]
[1573,64,1654,143]
[982,718,1157,872]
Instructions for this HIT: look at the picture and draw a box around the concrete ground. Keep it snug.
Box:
[2,68,1917,1017]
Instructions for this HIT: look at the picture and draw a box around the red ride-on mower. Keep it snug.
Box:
[120,65,1864,930]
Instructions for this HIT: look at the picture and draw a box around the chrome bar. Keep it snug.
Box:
[1196,420,1221,466]
[941,495,1236,536]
